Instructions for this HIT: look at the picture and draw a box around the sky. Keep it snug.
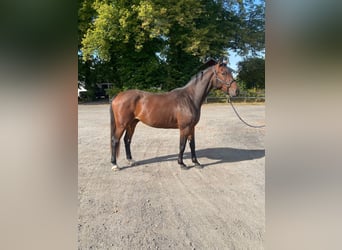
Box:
[228,51,242,71]
[227,49,265,77]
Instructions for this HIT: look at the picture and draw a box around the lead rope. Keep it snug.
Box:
[227,96,266,128]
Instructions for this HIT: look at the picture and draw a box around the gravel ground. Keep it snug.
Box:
[78,103,265,249]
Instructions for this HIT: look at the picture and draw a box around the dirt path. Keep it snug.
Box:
[78,103,265,249]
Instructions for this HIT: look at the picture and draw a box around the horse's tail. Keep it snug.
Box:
[110,96,120,158]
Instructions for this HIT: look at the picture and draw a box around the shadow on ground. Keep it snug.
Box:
[120,147,265,169]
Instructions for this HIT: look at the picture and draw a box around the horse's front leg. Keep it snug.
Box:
[178,129,190,170]
[188,128,202,169]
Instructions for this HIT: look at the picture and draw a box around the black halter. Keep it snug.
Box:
[213,69,236,88]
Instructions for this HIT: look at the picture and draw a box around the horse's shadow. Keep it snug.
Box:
[120,147,265,169]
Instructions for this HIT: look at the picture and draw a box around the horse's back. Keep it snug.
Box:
[111,89,197,129]
[112,90,143,109]
[113,89,181,106]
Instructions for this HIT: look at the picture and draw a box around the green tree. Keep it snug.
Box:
[237,57,265,89]
[78,0,265,95]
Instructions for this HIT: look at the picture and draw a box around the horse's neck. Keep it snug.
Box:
[186,69,213,108]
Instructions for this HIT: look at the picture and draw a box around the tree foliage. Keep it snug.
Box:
[78,0,265,98]
[237,57,265,89]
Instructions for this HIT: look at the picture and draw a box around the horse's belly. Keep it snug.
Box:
[150,122,178,129]
[137,115,178,129]
[134,97,186,129]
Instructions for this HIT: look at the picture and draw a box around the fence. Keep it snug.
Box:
[205,95,265,103]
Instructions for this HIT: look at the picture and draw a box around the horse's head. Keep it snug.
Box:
[212,62,239,97]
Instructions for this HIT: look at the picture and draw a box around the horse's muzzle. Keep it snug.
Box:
[228,88,239,97]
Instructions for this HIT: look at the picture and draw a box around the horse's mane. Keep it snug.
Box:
[170,66,215,93]
[171,59,223,91]
[187,65,215,86]
[195,65,214,78]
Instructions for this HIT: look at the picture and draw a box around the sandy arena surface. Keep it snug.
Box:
[78,103,265,249]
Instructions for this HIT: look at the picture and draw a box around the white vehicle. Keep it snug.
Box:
[78,81,87,98]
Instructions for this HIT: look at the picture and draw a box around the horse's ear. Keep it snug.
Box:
[218,58,228,67]
[205,58,217,67]
[199,58,217,71]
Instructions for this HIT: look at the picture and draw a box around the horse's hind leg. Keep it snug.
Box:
[111,126,125,171]
[124,119,139,166]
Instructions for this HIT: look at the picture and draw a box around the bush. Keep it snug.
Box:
[106,86,124,99]
[208,89,227,98]
[84,89,96,101]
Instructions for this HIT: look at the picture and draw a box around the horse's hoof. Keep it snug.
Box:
[111,165,120,171]
[179,163,190,170]
[127,159,137,166]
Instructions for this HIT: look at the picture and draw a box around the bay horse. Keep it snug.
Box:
[110,60,239,170]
